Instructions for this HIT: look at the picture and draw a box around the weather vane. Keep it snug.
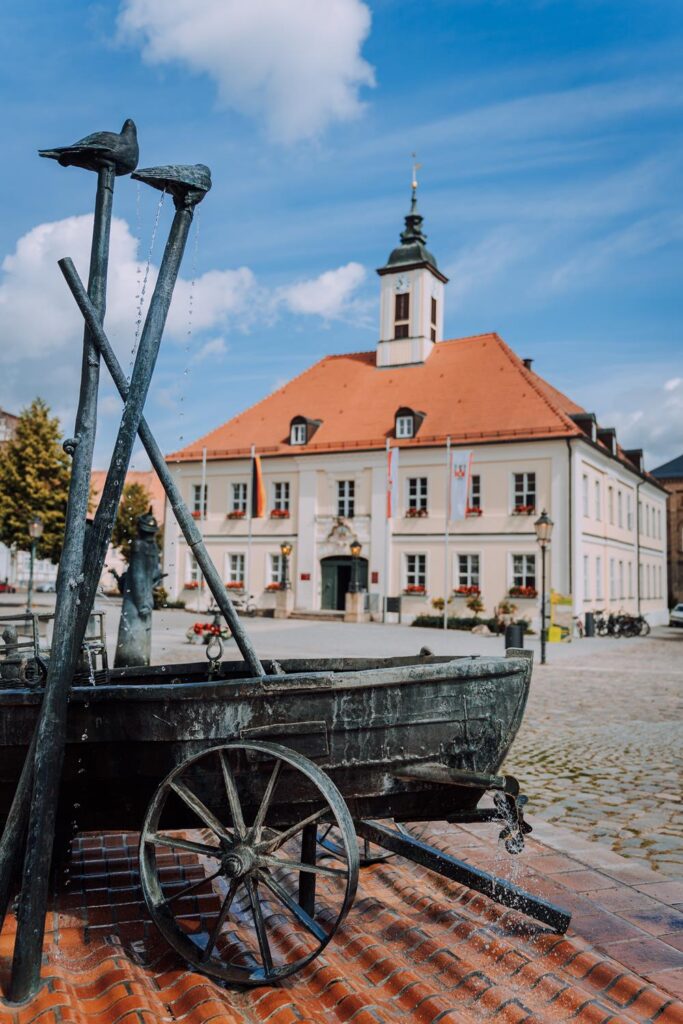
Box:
[411,151,421,193]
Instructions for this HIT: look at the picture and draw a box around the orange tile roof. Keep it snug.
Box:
[90,469,166,523]
[169,334,584,462]
[2,824,682,1023]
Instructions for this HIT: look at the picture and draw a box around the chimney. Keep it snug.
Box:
[523,358,533,370]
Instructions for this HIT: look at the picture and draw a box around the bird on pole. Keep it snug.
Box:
[38,118,139,176]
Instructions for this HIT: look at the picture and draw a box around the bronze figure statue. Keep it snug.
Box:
[113,509,162,668]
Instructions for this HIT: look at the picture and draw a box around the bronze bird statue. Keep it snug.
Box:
[132,163,212,208]
[39,118,139,176]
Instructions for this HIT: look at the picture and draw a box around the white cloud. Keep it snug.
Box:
[443,229,534,306]
[278,261,366,319]
[586,371,683,469]
[664,377,681,392]
[118,0,375,143]
[193,336,228,362]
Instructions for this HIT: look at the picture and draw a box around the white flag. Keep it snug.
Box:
[449,449,472,521]
[386,446,400,518]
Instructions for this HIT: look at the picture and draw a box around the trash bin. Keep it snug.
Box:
[504,623,525,649]
[584,611,595,638]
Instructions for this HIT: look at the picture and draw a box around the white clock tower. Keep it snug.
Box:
[376,186,448,368]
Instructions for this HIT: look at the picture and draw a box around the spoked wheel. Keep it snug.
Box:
[139,742,359,986]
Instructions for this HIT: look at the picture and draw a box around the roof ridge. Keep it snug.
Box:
[491,334,580,434]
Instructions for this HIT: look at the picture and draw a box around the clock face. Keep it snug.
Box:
[394,275,408,292]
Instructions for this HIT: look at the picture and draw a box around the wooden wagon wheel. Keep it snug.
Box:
[139,741,359,985]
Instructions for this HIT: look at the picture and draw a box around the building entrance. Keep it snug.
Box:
[320,556,368,611]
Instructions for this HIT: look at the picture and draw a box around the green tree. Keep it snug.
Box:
[0,398,71,563]
[111,482,154,563]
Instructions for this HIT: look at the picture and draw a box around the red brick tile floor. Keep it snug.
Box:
[0,819,681,1024]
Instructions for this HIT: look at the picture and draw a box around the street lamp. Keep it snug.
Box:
[534,509,554,665]
[27,515,44,614]
[280,541,293,591]
[349,540,362,592]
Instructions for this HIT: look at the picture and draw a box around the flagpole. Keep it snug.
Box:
[384,438,391,623]
[247,444,254,602]
[200,445,207,606]
[444,436,451,631]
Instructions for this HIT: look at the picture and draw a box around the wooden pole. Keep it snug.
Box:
[8,162,116,1002]
[58,258,264,677]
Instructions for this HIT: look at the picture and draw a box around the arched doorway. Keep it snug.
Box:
[321,556,368,611]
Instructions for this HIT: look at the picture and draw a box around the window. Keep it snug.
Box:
[627,494,633,531]
[607,486,614,524]
[628,561,633,598]
[430,296,437,342]
[617,490,623,528]
[618,560,624,599]
[290,422,306,445]
[458,554,480,589]
[583,555,590,600]
[273,481,290,512]
[396,415,414,438]
[192,483,208,516]
[269,553,285,585]
[595,556,603,599]
[646,505,651,537]
[609,558,616,600]
[513,472,536,512]
[405,553,426,589]
[394,292,410,339]
[407,476,428,511]
[582,474,589,517]
[337,480,355,518]
[227,553,245,585]
[469,474,481,510]
[645,564,650,599]
[594,479,601,521]
[188,555,200,583]
[512,554,536,589]
[231,482,247,513]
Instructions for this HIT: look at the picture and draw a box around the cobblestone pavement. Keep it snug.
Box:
[3,594,681,878]
[507,633,683,879]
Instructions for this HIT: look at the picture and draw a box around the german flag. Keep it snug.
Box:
[251,447,266,518]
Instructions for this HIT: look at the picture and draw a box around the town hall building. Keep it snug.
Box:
[163,190,669,628]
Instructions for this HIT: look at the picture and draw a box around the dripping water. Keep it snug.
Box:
[129,187,166,382]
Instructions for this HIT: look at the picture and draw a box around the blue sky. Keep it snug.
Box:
[0,0,681,469]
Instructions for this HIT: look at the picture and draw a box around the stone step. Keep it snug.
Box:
[288,609,345,621]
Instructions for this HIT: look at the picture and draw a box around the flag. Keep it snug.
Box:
[386,445,400,518]
[449,449,472,521]
[251,448,265,517]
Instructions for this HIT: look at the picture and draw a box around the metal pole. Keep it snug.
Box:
[282,553,290,591]
[383,438,391,623]
[540,544,547,665]
[27,541,36,614]
[12,175,200,1001]
[247,446,254,602]
[443,436,451,630]
[199,445,207,604]
[8,162,116,1003]
[58,258,264,677]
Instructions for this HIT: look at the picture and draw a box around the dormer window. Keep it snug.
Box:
[394,292,410,339]
[430,296,437,342]
[289,416,321,446]
[394,406,425,440]
[290,422,306,445]
[396,414,414,438]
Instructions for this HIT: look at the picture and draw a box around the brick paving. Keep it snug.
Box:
[0,821,682,1023]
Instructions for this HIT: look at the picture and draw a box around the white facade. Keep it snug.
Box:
[163,436,668,626]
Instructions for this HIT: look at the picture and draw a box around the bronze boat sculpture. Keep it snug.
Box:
[0,122,569,1000]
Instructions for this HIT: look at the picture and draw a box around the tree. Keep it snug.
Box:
[0,398,71,563]
[111,482,155,564]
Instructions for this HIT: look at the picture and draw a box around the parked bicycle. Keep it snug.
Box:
[593,609,650,637]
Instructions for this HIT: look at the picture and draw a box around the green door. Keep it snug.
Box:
[321,557,368,610]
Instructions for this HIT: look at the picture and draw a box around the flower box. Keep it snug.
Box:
[265,582,282,592]
[227,510,246,519]
[270,509,290,519]
[184,581,199,590]
[405,507,428,518]
[403,585,426,595]
[191,510,202,519]
[509,586,537,598]
[512,505,536,516]
[453,585,481,595]
[225,581,244,591]
[466,506,483,517]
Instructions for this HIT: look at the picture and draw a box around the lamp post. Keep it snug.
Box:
[534,509,554,665]
[27,516,44,614]
[349,540,362,593]
[280,541,292,591]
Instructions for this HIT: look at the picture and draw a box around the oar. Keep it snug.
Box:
[58,258,265,677]
[8,164,209,1003]
[0,147,123,989]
